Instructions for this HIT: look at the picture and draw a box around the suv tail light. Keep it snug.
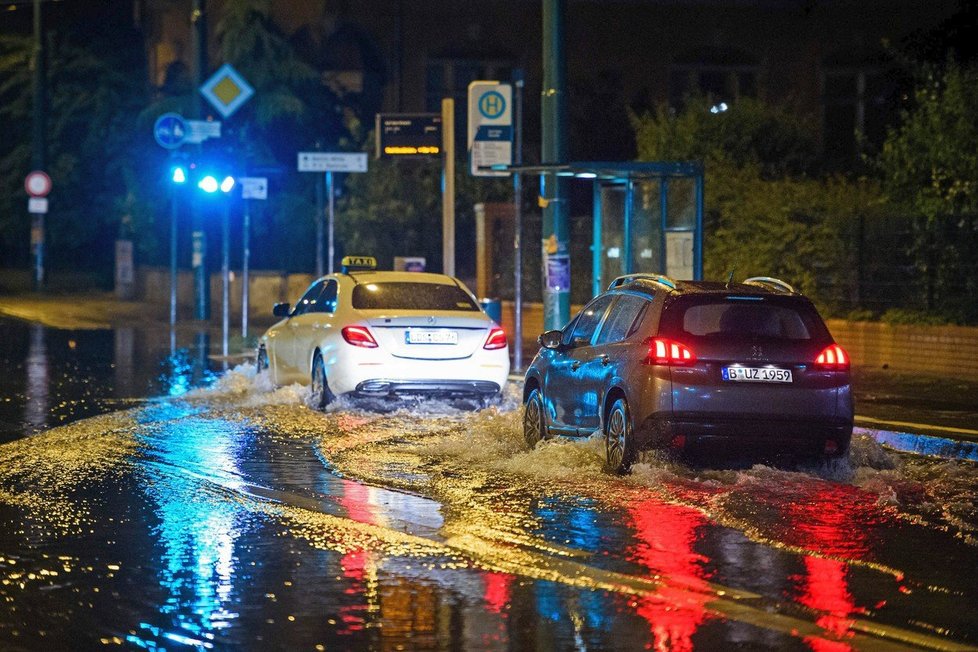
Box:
[342,325,378,348]
[483,327,507,350]
[814,344,849,370]
[646,338,696,365]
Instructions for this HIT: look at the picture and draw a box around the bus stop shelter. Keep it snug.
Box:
[518,161,705,297]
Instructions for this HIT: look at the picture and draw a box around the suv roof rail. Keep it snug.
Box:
[743,276,796,294]
[608,273,677,291]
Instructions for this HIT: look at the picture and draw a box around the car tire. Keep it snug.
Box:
[311,352,335,409]
[523,388,548,449]
[256,345,269,373]
[605,398,636,475]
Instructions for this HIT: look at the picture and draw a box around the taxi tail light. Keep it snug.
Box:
[814,344,849,370]
[342,325,378,348]
[483,327,507,350]
[646,338,696,365]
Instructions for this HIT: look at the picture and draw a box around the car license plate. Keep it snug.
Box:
[722,366,792,383]
[406,329,457,345]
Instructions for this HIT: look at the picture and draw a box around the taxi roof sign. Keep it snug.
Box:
[341,255,377,273]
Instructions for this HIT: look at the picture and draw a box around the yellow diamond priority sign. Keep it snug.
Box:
[200,63,254,119]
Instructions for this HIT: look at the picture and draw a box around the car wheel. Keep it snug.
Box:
[256,345,269,373]
[523,388,548,449]
[605,398,636,474]
[311,352,335,409]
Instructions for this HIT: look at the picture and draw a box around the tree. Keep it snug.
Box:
[632,97,886,314]
[878,62,978,322]
[0,23,146,279]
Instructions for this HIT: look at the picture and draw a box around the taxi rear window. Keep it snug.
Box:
[352,282,479,311]
[661,296,829,341]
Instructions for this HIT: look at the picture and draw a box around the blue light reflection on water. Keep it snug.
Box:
[129,405,256,650]
[858,427,978,462]
[533,498,612,639]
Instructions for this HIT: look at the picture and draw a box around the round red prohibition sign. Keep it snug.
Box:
[25,171,52,197]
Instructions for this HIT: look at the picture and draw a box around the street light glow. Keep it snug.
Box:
[171,166,187,183]
[220,176,235,193]
[198,175,219,193]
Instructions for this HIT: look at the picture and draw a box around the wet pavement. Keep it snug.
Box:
[0,312,977,650]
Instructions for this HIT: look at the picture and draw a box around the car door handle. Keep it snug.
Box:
[598,354,611,366]
[571,361,582,371]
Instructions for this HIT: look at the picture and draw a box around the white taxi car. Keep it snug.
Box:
[257,256,510,407]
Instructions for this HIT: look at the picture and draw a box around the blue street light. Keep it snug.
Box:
[197,174,235,194]
[198,174,219,193]
[171,165,187,184]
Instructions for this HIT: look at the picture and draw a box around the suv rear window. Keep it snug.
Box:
[351,282,480,311]
[661,296,829,341]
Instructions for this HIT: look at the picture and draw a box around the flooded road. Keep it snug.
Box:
[0,318,977,650]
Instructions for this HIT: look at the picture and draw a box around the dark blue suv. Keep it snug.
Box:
[522,275,853,473]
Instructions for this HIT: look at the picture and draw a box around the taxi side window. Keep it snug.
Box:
[568,295,614,347]
[294,281,326,316]
[595,294,648,345]
[317,280,338,313]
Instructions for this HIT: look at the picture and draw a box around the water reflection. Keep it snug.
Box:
[24,323,49,433]
[131,411,253,649]
[627,497,712,652]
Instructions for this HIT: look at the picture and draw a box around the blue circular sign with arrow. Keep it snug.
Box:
[154,112,188,149]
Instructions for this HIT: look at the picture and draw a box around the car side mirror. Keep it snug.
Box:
[538,329,563,350]
[273,302,291,318]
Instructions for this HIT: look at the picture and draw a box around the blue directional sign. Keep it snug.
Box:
[154,113,188,149]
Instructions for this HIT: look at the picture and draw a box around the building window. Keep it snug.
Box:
[822,63,901,165]
[669,47,758,111]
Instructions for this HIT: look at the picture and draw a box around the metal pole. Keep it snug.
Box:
[221,202,229,358]
[191,0,209,320]
[513,72,524,371]
[170,185,178,353]
[242,198,250,338]
[315,174,324,277]
[442,98,456,277]
[31,0,46,291]
[327,171,335,273]
[541,0,569,330]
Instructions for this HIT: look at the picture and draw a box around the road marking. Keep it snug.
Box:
[855,415,978,437]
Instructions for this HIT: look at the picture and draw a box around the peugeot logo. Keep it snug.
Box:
[751,345,763,359]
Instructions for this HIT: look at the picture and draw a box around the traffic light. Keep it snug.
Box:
[170,165,187,184]
[197,174,235,194]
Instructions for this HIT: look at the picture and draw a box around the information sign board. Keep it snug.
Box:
[467,82,513,176]
[297,152,368,173]
[375,114,441,158]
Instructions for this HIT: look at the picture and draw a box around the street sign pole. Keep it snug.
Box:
[297,152,367,276]
[513,72,525,371]
[170,183,178,354]
[239,176,267,339]
[222,201,230,361]
[327,171,335,274]
[242,198,250,339]
[442,98,455,277]
[315,175,324,278]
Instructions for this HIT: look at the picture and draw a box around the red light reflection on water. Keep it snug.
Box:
[782,483,871,650]
[336,482,380,635]
[626,498,713,652]
[483,571,513,613]
[797,556,857,650]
